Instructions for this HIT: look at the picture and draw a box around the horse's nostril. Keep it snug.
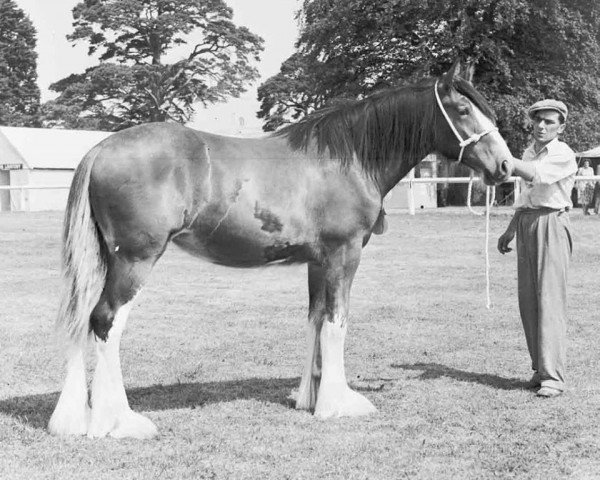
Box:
[501,160,510,175]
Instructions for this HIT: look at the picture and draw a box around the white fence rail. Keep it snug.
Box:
[0,185,72,190]
[398,176,600,214]
[3,176,600,215]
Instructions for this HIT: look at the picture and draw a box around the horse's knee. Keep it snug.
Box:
[90,299,114,341]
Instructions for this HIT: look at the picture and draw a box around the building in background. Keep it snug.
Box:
[0,127,111,211]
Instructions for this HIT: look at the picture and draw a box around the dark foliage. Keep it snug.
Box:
[259,0,600,154]
[0,0,41,126]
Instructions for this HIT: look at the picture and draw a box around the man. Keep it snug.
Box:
[576,159,594,215]
[497,99,577,398]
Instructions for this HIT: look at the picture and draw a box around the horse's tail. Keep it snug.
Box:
[56,145,107,347]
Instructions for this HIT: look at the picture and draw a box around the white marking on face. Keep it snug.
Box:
[470,105,512,159]
[470,104,496,133]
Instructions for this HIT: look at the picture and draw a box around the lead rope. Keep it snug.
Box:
[466,174,482,216]
[434,80,499,309]
[466,177,496,309]
[484,185,495,309]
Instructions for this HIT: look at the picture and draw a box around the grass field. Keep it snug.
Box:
[1,208,600,479]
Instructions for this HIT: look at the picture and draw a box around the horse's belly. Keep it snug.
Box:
[171,217,314,268]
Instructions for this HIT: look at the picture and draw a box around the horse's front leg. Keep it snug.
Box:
[306,240,377,418]
[296,264,325,411]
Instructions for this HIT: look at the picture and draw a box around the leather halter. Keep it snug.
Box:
[434,80,498,163]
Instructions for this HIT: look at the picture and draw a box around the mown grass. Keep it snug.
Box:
[1,208,599,479]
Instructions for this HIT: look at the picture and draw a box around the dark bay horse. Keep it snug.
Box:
[48,63,513,438]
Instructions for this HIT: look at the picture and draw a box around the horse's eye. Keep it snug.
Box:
[458,106,470,116]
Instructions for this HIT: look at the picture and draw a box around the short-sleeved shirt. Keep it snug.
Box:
[514,138,577,210]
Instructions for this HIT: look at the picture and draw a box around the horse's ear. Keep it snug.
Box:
[447,59,462,79]
[439,59,462,92]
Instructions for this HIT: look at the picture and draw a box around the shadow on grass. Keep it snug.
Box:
[0,376,300,431]
[392,362,529,391]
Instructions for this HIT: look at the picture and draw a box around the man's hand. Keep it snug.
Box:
[498,229,515,254]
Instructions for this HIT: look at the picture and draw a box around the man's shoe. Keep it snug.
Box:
[536,386,562,398]
[527,374,541,389]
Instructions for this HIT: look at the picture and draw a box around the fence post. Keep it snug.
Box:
[513,178,520,206]
[406,168,416,215]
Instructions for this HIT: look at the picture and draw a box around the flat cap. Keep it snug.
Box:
[528,99,568,121]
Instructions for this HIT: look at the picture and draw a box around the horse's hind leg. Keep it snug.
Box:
[48,344,89,435]
[86,254,160,439]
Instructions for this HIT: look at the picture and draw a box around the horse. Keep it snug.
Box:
[48,61,513,439]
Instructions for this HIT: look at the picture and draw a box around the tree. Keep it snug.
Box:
[256,53,335,132]
[43,0,264,130]
[258,0,600,154]
[0,0,41,126]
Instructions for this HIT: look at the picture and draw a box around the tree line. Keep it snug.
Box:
[2,0,600,153]
[1,0,263,131]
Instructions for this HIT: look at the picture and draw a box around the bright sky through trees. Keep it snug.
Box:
[15,0,299,135]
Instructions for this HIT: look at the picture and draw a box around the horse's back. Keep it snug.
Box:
[91,123,210,181]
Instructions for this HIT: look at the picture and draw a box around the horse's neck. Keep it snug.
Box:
[375,154,427,198]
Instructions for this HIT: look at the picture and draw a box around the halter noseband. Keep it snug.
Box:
[434,80,498,163]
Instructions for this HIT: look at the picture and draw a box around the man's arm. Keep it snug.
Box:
[497,210,521,254]
[514,145,578,184]
[511,157,536,182]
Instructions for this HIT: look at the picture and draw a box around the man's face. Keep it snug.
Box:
[531,110,565,146]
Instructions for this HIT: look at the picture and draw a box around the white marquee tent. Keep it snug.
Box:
[576,146,600,158]
[0,126,111,211]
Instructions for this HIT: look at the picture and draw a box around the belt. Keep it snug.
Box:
[517,207,569,214]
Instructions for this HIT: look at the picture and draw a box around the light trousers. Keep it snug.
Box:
[516,209,572,391]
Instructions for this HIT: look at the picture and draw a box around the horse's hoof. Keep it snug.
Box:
[294,394,311,411]
[48,406,90,436]
[314,384,377,419]
[294,378,318,411]
[109,411,158,439]
[87,408,157,439]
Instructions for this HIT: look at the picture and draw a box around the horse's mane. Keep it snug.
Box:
[277,76,496,175]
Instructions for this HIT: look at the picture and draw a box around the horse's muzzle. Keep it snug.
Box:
[500,159,513,179]
[491,159,514,185]
[482,159,513,186]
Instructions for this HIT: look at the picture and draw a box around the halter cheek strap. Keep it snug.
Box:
[434,80,498,163]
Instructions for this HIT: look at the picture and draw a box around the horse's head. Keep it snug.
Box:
[434,62,513,185]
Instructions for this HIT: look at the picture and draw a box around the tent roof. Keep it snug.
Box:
[0,126,112,170]
[0,129,27,168]
[576,146,600,158]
